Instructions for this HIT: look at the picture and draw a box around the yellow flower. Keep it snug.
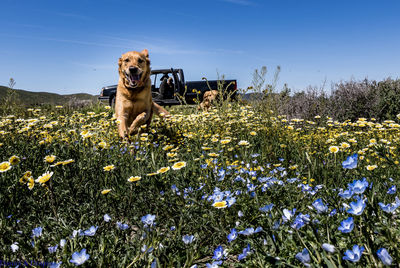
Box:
[101,189,111,195]
[329,146,339,154]
[50,161,63,167]
[9,155,20,165]
[0,161,12,173]
[167,153,177,158]
[208,153,219,157]
[366,165,377,171]
[27,177,34,190]
[157,166,170,174]
[340,142,350,149]
[128,176,141,182]
[172,161,187,170]
[62,159,75,165]
[98,141,107,149]
[103,165,115,171]
[19,171,32,184]
[45,155,56,163]
[238,140,250,146]
[211,137,219,142]
[289,165,298,170]
[162,145,174,151]
[249,131,257,136]
[212,201,227,209]
[35,171,54,184]
[220,138,231,144]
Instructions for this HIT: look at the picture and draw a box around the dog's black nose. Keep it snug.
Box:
[129,67,139,74]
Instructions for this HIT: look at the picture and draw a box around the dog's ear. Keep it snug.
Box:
[118,57,123,76]
[141,49,149,59]
[118,57,122,67]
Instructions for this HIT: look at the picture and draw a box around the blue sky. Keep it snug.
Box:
[0,0,399,95]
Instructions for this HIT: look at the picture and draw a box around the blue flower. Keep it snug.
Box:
[141,214,156,228]
[141,244,154,253]
[116,221,129,230]
[347,198,367,215]
[338,217,354,233]
[238,227,262,236]
[377,248,393,266]
[379,197,400,213]
[103,214,111,222]
[312,198,328,213]
[182,234,195,244]
[343,245,364,263]
[322,243,335,253]
[295,248,310,266]
[387,185,396,194]
[49,262,62,268]
[213,245,225,260]
[329,209,337,216]
[226,196,236,207]
[338,188,354,199]
[342,153,358,169]
[32,226,43,238]
[282,208,296,223]
[48,244,58,253]
[70,248,90,266]
[238,244,251,261]
[83,226,98,236]
[227,228,238,243]
[348,178,368,194]
[291,213,310,230]
[259,203,274,213]
[60,239,66,248]
[206,261,222,268]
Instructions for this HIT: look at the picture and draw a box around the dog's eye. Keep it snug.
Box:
[138,58,144,64]
[124,58,130,63]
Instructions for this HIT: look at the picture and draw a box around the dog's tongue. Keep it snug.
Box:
[130,74,140,82]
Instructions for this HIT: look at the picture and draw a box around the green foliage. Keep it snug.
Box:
[0,103,399,266]
[374,78,400,120]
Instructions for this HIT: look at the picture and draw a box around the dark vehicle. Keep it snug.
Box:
[98,68,237,106]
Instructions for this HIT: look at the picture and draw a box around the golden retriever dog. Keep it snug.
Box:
[198,90,219,111]
[115,49,169,138]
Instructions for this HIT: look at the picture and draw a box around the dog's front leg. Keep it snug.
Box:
[128,112,150,135]
[117,115,129,139]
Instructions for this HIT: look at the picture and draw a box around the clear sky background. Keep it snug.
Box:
[0,0,399,95]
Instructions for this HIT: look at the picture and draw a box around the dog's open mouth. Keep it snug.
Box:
[125,70,142,88]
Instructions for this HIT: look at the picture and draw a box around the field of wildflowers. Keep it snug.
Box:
[0,103,399,267]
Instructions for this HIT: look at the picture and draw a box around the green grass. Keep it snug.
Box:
[0,103,399,267]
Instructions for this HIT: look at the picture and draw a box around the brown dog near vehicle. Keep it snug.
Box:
[198,90,219,111]
[115,49,169,139]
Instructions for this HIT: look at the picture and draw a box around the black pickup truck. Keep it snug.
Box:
[98,68,237,106]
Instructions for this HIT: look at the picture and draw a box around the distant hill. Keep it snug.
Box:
[0,86,99,106]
